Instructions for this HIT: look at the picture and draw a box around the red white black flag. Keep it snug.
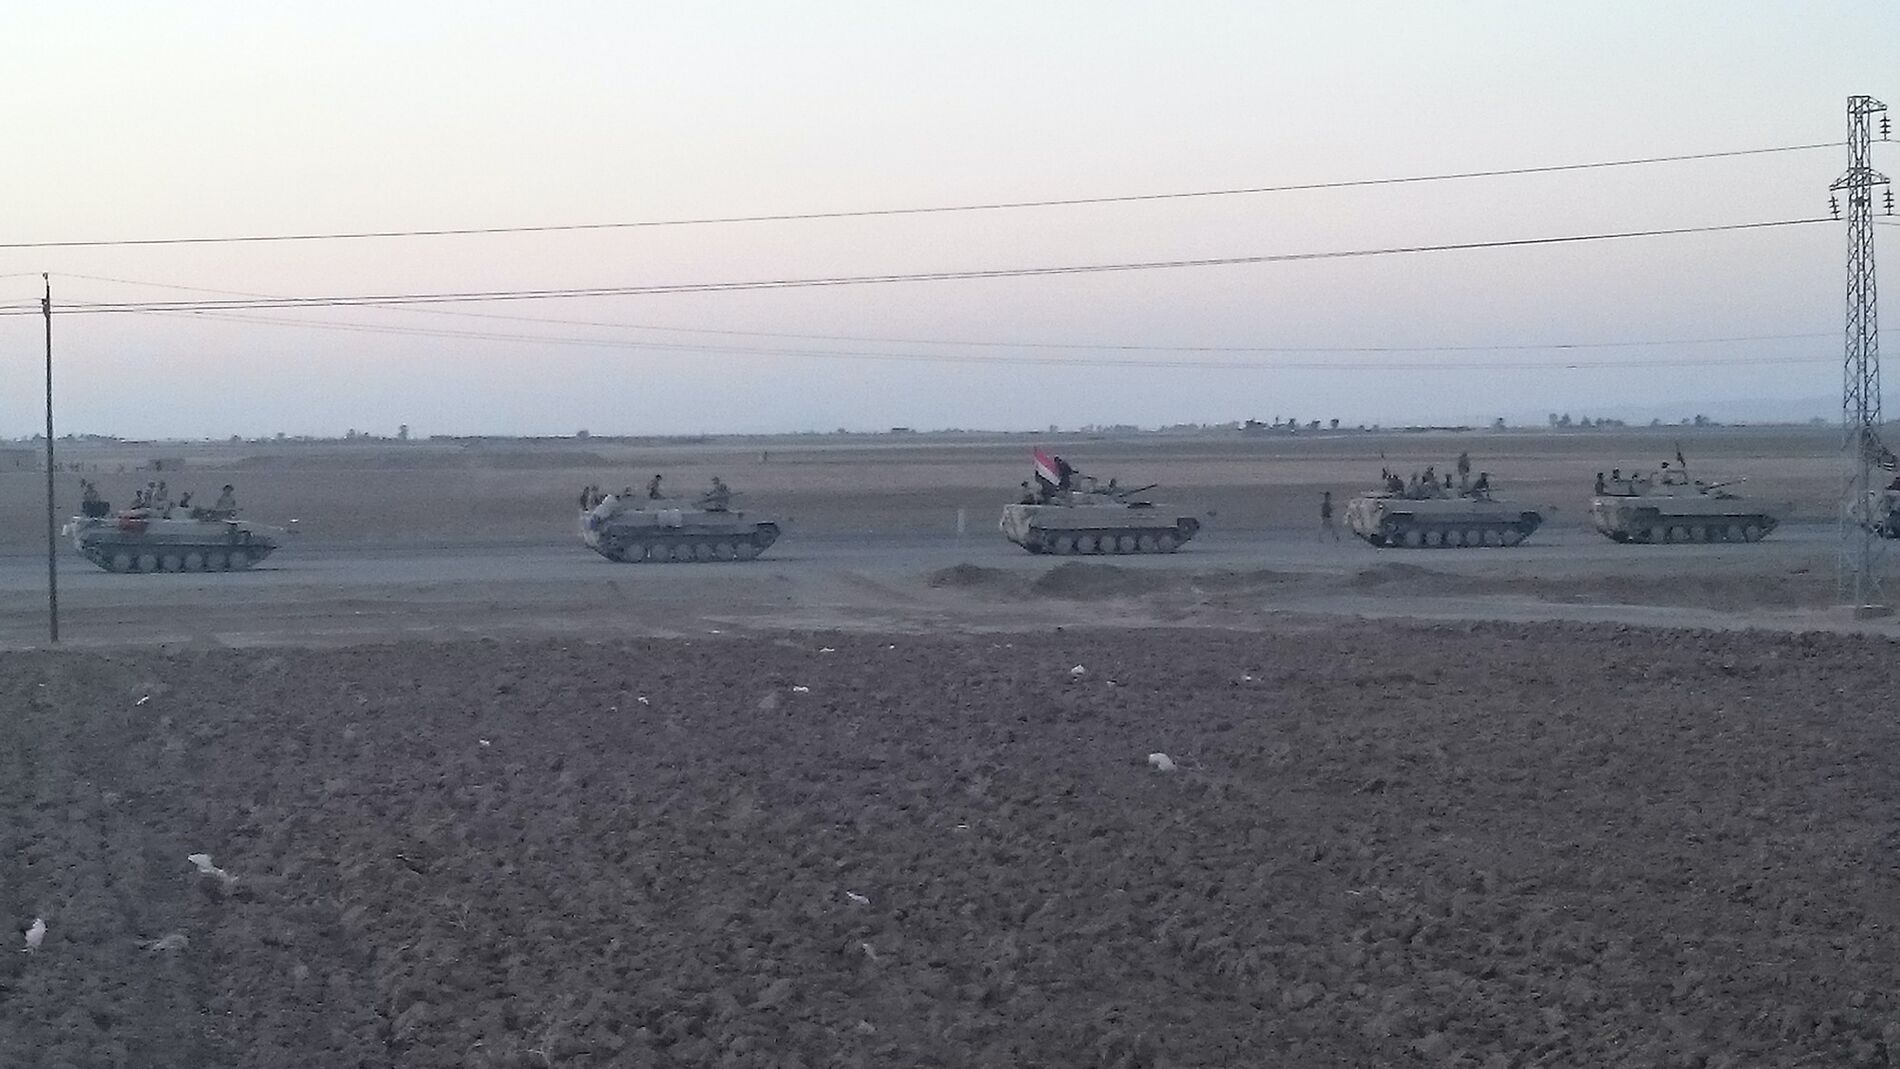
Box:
[1032,447,1062,487]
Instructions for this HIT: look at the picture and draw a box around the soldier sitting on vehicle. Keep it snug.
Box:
[647,474,665,500]
[204,484,238,519]
[1018,481,1040,505]
[80,479,110,518]
[1470,472,1492,498]
[700,476,733,512]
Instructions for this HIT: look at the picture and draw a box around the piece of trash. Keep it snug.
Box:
[1241,674,1255,683]
[1147,753,1177,773]
[1069,665,1087,677]
[791,686,811,694]
[859,941,878,961]
[186,853,237,887]
[144,932,190,952]
[845,891,870,906]
[818,647,836,654]
[135,696,151,706]
[636,696,650,705]
[23,917,44,952]
[708,629,723,634]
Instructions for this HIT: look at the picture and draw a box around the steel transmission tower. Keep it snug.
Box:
[1831,95,1893,614]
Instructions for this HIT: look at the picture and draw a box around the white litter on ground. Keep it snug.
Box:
[23,917,45,952]
[186,853,237,887]
[145,932,190,953]
[1147,753,1177,773]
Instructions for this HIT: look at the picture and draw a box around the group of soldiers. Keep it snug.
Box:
[1379,453,1492,502]
[80,478,238,520]
[1593,461,1697,496]
[579,474,736,513]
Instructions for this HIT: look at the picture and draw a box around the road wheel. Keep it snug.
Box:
[137,553,160,573]
[1049,535,1073,554]
[206,550,228,571]
[1137,533,1158,553]
[1156,533,1179,553]
[111,551,134,573]
[1502,528,1525,547]
[693,542,715,562]
[183,552,204,572]
[1402,529,1422,548]
[1114,534,1136,553]
[227,550,252,570]
[1742,523,1763,542]
[715,541,737,561]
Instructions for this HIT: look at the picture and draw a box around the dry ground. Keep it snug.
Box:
[4,621,1900,1068]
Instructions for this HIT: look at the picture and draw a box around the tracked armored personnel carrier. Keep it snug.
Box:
[999,486,1201,555]
[1345,489,1543,548]
[1588,468,1781,543]
[1866,486,1900,539]
[67,509,284,573]
[580,494,780,562]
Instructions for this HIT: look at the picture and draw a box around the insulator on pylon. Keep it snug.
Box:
[1887,188,1896,215]
[1883,115,1892,139]
[1830,194,1841,219]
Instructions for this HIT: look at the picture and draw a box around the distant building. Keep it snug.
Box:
[0,447,34,471]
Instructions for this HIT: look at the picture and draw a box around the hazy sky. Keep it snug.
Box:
[1,2,1896,438]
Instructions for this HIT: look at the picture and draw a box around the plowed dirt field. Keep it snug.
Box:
[5,621,1899,1067]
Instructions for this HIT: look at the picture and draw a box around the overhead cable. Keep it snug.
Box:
[0,142,1841,250]
[3,218,1834,316]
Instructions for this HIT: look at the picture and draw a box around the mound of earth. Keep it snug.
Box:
[5,623,1900,1066]
[926,562,1016,590]
[1027,562,1177,599]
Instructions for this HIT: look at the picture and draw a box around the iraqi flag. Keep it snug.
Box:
[1033,447,1062,487]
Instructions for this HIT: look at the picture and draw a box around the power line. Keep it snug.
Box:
[5,217,1834,316]
[56,271,1848,353]
[138,308,1837,372]
[0,141,1841,250]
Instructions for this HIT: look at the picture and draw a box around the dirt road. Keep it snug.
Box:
[0,523,1883,649]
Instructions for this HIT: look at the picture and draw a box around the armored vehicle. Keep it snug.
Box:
[67,509,284,573]
[580,493,779,562]
[999,484,1201,555]
[1588,467,1781,543]
[1859,483,1900,539]
[1345,483,1543,548]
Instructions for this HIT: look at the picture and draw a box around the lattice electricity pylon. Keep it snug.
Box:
[1831,94,1892,613]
